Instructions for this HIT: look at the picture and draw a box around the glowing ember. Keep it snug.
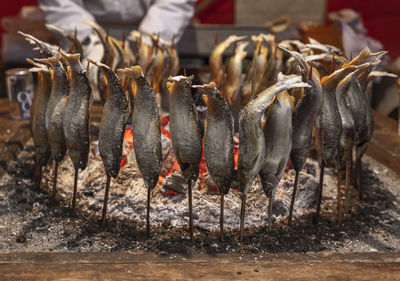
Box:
[119,115,240,195]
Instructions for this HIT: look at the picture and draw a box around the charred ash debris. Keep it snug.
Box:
[18,24,397,243]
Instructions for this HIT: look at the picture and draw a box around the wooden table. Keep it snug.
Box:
[0,252,399,280]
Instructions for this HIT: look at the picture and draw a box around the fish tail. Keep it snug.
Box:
[60,50,81,63]
[35,53,62,65]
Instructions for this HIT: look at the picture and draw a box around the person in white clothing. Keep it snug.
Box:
[38,0,195,100]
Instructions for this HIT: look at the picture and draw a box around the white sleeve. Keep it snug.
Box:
[38,0,95,43]
[139,0,196,45]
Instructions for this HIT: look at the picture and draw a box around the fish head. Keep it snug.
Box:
[238,173,254,195]
[143,175,158,190]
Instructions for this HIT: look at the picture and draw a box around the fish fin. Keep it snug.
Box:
[131,65,144,76]
[35,53,62,65]
[202,94,208,105]
[369,71,397,79]
[28,67,47,73]
[168,75,194,83]
[167,81,175,94]
[288,95,295,109]
[26,58,48,70]
[191,81,216,90]
[60,49,81,62]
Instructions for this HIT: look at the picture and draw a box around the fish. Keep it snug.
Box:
[258,90,293,229]
[36,54,69,162]
[259,34,278,89]
[18,31,59,58]
[306,37,343,55]
[27,59,52,190]
[61,50,93,216]
[316,66,359,163]
[193,82,234,241]
[238,72,310,241]
[241,35,269,106]
[45,24,83,58]
[341,48,387,68]
[88,59,130,227]
[84,20,115,104]
[167,74,202,240]
[36,53,69,204]
[130,31,152,72]
[145,34,165,94]
[109,37,125,71]
[89,60,130,178]
[335,63,370,221]
[209,35,246,87]
[117,68,136,118]
[128,65,162,235]
[278,46,323,226]
[160,35,180,112]
[313,65,359,223]
[223,41,249,107]
[355,70,397,199]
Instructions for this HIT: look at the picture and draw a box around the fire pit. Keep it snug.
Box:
[0,102,399,255]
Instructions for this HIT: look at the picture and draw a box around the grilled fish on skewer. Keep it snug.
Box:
[61,51,92,216]
[84,20,114,104]
[260,34,278,89]
[241,35,268,106]
[109,37,125,71]
[279,47,323,226]
[238,73,310,241]
[192,82,234,242]
[88,60,130,228]
[145,34,164,94]
[342,48,386,68]
[45,25,83,58]
[313,65,358,223]
[344,61,380,213]
[37,54,69,204]
[167,75,202,240]
[209,35,246,87]
[18,31,59,58]
[223,41,249,107]
[160,35,180,112]
[129,31,152,72]
[129,66,162,236]
[355,71,397,199]
[335,63,370,222]
[258,90,293,229]
[27,59,52,190]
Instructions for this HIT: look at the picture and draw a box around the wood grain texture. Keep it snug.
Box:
[366,112,400,176]
[0,252,399,280]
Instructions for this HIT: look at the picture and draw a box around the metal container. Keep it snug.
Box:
[5,68,34,120]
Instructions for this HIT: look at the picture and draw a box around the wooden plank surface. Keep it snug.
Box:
[0,251,399,281]
[366,112,400,176]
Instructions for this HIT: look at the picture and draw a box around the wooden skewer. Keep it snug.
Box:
[220,192,224,242]
[357,156,363,200]
[344,159,351,213]
[188,179,193,241]
[268,193,275,230]
[239,193,247,242]
[51,161,59,206]
[314,161,325,224]
[34,163,42,191]
[101,174,111,229]
[146,188,151,237]
[337,168,342,223]
[72,168,79,217]
[288,170,299,226]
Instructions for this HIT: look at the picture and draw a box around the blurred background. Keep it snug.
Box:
[1,0,400,117]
